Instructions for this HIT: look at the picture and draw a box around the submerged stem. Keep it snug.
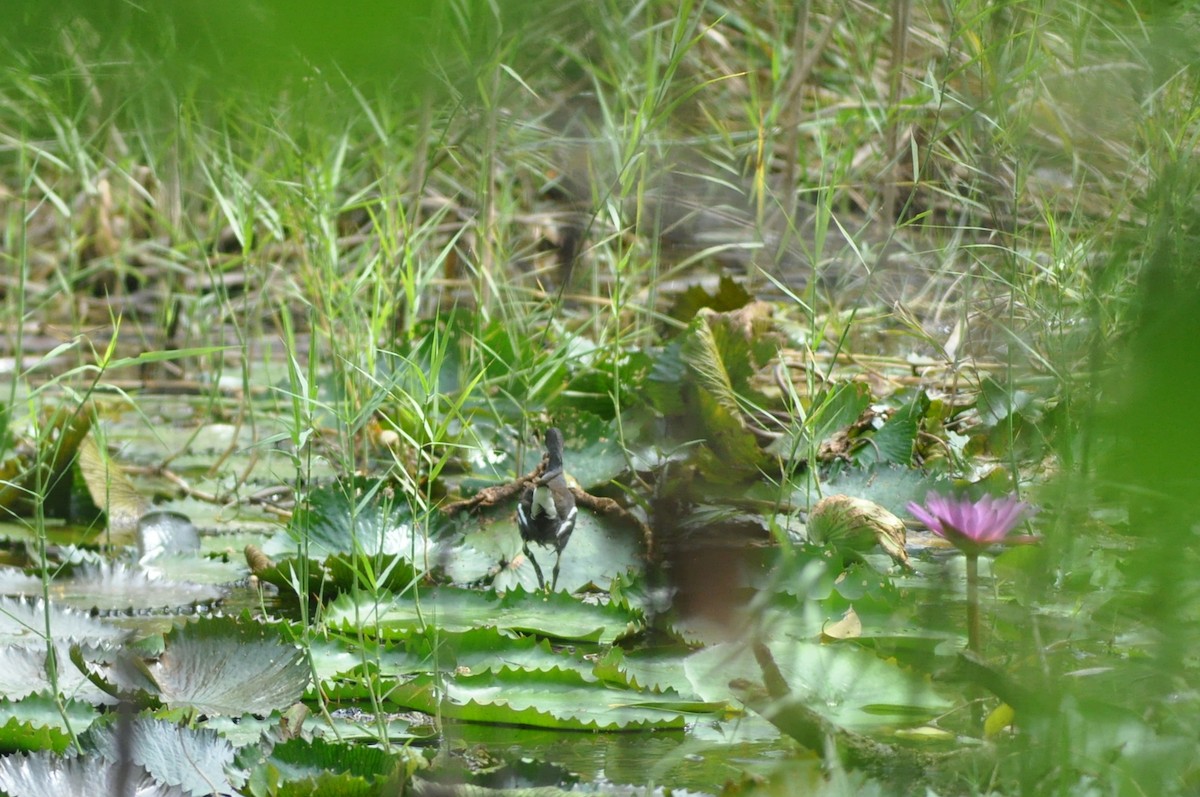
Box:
[965,552,980,655]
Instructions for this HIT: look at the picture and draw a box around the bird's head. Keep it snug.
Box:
[543,427,565,471]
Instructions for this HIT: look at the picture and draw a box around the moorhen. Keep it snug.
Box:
[516,428,577,591]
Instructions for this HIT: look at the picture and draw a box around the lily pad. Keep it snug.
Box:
[0,694,99,753]
[326,586,643,644]
[251,735,409,796]
[685,637,952,732]
[88,714,241,796]
[144,617,310,716]
[273,479,431,561]
[0,644,119,705]
[0,751,189,797]
[388,668,707,731]
[0,598,126,648]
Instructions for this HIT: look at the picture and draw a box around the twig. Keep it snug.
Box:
[441,462,545,515]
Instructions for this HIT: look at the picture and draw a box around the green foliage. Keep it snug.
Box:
[388,668,696,731]
[3,0,1199,793]
[687,638,952,733]
[248,736,408,797]
[326,586,642,645]
[855,392,929,468]
[143,618,311,716]
[0,694,97,754]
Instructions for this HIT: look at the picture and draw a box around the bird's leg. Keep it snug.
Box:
[550,551,563,593]
[523,540,546,590]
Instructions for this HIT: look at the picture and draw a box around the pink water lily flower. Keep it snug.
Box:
[907,493,1036,553]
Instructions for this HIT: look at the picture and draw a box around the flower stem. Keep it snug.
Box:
[965,552,980,654]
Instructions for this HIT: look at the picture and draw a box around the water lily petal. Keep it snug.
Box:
[908,493,1036,552]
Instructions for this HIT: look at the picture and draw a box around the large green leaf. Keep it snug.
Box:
[145,618,310,716]
[0,694,98,754]
[668,275,755,324]
[856,393,929,468]
[0,563,223,614]
[388,668,709,730]
[770,381,872,464]
[455,504,644,595]
[592,646,698,697]
[251,735,408,797]
[88,715,241,796]
[0,644,116,705]
[318,627,603,706]
[680,314,745,420]
[276,479,429,561]
[0,751,187,797]
[0,598,125,648]
[326,587,643,644]
[415,627,598,681]
[645,340,688,416]
[685,638,952,732]
[554,414,632,490]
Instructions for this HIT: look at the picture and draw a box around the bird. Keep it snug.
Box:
[516,428,577,591]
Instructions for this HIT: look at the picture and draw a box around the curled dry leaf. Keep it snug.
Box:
[78,430,148,534]
[807,494,911,570]
[821,607,863,641]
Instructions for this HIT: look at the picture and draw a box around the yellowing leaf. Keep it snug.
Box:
[821,607,863,641]
[985,702,1016,738]
[78,432,148,533]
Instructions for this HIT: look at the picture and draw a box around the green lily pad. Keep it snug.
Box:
[273,479,430,561]
[388,668,708,731]
[144,617,310,716]
[0,643,118,705]
[686,638,952,732]
[87,714,241,795]
[0,751,185,797]
[0,694,99,754]
[0,598,126,648]
[326,587,643,644]
[251,735,409,796]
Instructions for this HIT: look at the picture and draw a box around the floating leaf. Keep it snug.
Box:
[772,381,872,464]
[0,598,126,648]
[645,341,688,416]
[686,638,951,732]
[423,627,597,681]
[88,714,241,796]
[0,404,93,520]
[668,274,754,323]
[821,464,938,518]
[0,694,99,753]
[279,479,428,561]
[43,563,222,615]
[388,668,704,731]
[0,750,188,797]
[680,313,745,420]
[326,587,643,645]
[821,607,863,642]
[592,646,699,697]
[146,618,310,716]
[254,735,408,797]
[856,393,929,467]
[554,414,630,490]
[0,644,118,705]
